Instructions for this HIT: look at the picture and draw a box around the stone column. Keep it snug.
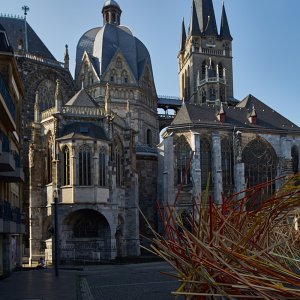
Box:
[212,132,223,205]
[280,136,292,175]
[190,132,201,198]
[163,136,175,206]
[234,132,245,194]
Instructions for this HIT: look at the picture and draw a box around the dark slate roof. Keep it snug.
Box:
[0,22,12,52]
[180,18,187,52]
[190,0,201,36]
[194,0,218,36]
[75,27,101,79]
[171,95,300,132]
[75,23,154,83]
[58,122,109,141]
[220,3,232,41]
[65,88,98,107]
[136,143,158,155]
[0,16,56,60]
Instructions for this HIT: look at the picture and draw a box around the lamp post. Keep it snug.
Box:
[53,190,59,277]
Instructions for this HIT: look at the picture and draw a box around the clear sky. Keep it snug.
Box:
[1,0,300,125]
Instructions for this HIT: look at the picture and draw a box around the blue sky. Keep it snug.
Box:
[1,0,300,125]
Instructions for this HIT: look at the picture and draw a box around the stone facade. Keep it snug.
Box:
[159,0,300,213]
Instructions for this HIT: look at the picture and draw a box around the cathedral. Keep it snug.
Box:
[0,0,299,270]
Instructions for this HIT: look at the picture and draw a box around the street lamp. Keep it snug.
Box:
[53,190,59,277]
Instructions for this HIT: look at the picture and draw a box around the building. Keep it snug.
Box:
[27,0,158,263]
[0,24,25,277]
[158,0,300,213]
[0,13,75,259]
[0,0,299,265]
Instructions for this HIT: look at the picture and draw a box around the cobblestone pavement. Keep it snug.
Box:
[0,268,78,300]
[80,262,183,300]
[0,262,182,300]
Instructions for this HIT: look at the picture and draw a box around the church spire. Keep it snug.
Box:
[180,18,187,52]
[220,2,232,41]
[194,0,218,36]
[190,0,201,36]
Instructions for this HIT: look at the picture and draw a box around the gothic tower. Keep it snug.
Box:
[179,0,234,105]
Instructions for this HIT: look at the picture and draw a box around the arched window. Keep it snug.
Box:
[181,73,185,99]
[63,146,70,186]
[242,138,278,207]
[175,136,192,185]
[201,88,206,103]
[114,139,124,187]
[99,147,106,187]
[78,145,91,186]
[46,142,53,184]
[201,61,206,79]
[201,137,212,190]
[218,63,223,78]
[146,129,152,146]
[105,12,109,23]
[221,138,234,194]
[210,88,216,101]
[112,12,116,23]
[122,70,128,84]
[291,145,299,174]
[110,69,116,82]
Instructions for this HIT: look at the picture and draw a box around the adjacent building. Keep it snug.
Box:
[0,24,25,277]
[158,0,300,214]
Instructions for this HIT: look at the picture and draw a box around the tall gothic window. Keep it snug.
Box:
[78,145,91,186]
[218,63,223,78]
[201,137,212,190]
[175,136,192,185]
[291,145,299,174]
[221,138,234,194]
[99,147,106,187]
[46,142,53,184]
[201,61,206,79]
[114,139,124,187]
[201,88,206,103]
[63,146,70,186]
[37,80,56,111]
[146,129,152,146]
[242,138,278,207]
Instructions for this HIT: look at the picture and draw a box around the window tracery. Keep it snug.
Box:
[242,138,278,205]
[99,147,106,187]
[221,138,234,194]
[114,138,124,187]
[175,136,192,185]
[201,137,212,190]
[292,145,299,174]
[78,145,92,186]
[63,146,70,186]
[37,79,56,111]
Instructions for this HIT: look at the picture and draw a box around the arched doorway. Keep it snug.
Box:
[62,209,111,261]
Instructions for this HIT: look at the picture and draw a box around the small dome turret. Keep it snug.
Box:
[102,0,122,26]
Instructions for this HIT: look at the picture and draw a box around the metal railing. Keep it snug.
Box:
[0,74,15,120]
[0,199,22,223]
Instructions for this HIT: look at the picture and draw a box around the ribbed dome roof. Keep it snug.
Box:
[75,23,153,82]
[103,0,120,9]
